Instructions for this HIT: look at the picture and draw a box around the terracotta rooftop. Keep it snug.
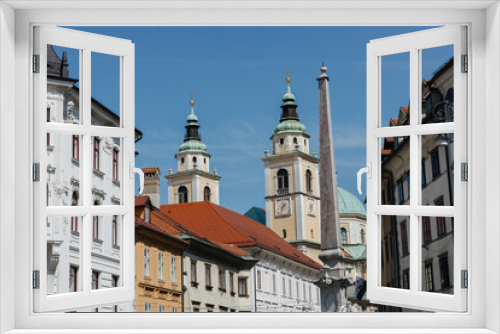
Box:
[135,195,149,207]
[142,167,159,174]
[160,201,322,270]
[135,196,249,258]
[400,106,409,114]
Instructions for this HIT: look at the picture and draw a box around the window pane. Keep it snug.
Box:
[47,45,81,125]
[420,216,454,294]
[91,215,122,311]
[421,45,454,124]
[380,215,410,290]
[91,52,121,127]
[381,136,410,205]
[46,133,82,207]
[421,134,454,206]
[91,136,122,206]
[381,52,410,127]
[46,216,82,295]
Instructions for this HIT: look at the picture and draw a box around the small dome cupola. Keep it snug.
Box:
[274,71,306,135]
[179,97,207,153]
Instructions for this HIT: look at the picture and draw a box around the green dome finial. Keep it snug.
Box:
[282,70,296,104]
[187,97,198,122]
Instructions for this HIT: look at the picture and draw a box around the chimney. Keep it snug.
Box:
[142,167,161,209]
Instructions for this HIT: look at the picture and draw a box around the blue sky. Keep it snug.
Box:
[60,26,452,214]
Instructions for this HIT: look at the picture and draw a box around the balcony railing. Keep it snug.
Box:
[276,188,289,195]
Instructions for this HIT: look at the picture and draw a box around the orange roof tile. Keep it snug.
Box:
[135,216,188,246]
[160,202,322,270]
[135,195,149,207]
[142,167,159,174]
[400,106,409,114]
[381,148,392,155]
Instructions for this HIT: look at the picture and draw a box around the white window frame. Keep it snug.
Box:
[158,251,164,281]
[171,256,177,284]
[0,2,498,334]
[144,247,150,277]
[366,26,467,312]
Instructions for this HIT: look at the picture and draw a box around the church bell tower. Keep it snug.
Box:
[262,73,321,263]
[166,98,221,204]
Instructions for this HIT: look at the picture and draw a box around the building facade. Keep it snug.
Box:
[166,99,221,205]
[262,76,321,263]
[45,45,142,312]
[131,196,187,313]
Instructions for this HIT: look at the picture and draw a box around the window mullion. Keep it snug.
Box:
[409,48,420,294]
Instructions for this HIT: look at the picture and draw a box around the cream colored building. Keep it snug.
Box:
[262,76,321,262]
[166,100,221,205]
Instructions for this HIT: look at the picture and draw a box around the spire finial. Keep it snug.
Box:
[286,67,291,84]
[190,91,195,107]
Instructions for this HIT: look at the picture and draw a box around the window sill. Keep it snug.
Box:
[93,169,105,177]
[205,285,213,291]
[71,231,80,237]
[191,281,199,288]
[219,288,227,293]
[112,244,120,250]
[92,238,103,244]
[71,158,80,165]
[112,179,120,186]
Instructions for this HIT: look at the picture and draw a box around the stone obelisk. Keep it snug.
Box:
[316,63,354,312]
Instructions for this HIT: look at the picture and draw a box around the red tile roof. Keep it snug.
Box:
[135,216,188,246]
[142,167,159,174]
[160,201,322,270]
[400,106,409,114]
[135,195,149,207]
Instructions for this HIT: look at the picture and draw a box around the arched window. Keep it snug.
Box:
[71,192,79,232]
[293,137,298,144]
[283,229,287,238]
[305,169,313,193]
[341,228,348,245]
[203,186,211,201]
[304,139,307,146]
[279,138,284,146]
[180,157,185,164]
[193,156,197,164]
[277,169,289,194]
[360,229,365,244]
[178,186,188,203]
[310,229,314,238]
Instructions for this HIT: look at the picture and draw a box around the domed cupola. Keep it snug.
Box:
[274,74,306,135]
[179,99,208,153]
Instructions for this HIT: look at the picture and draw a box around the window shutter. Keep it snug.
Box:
[33,26,135,312]
[366,26,467,312]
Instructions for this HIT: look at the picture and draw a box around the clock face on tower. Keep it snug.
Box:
[307,199,316,216]
[275,199,291,216]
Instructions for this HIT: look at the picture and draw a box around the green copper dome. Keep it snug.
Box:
[179,139,207,152]
[338,187,366,217]
[187,105,198,122]
[282,81,296,105]
[274,119,306,134]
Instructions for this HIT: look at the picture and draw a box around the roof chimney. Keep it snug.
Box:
[142,167,161,209]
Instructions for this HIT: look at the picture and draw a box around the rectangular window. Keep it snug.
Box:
[144,247,150,277]
[205,264,212,288]
[406,172,410,200]
[256,269,262,290]
[158,252,164,281]
[238,278,247,296]
[402,269,410,290]
[191,261,197,284]
[112,148,119,181]
[172,307,178,313]
[421,160,427,186]
[282,277,286,296]
[144,302,152,312]
[46,107,50,146]
[397,179,404,204]
[171,257,177,283]
[112,215,118,246]
[229,272,234,294]
[69,266,78,292]
[401,220,409,256]
[439,255,451,290]
[296,280,300,300]
[423,216,432,244]
[92,216,99,239]
[72,135,79,160]
[435,198,446,237]
[113,275,119,312]
[219,268,226,292]
[288,278,292,298]
[431,149,440,179]
[158,305,165,313]
[93,137,100,170]
[272,273,276,294]
[425,262,434,292]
